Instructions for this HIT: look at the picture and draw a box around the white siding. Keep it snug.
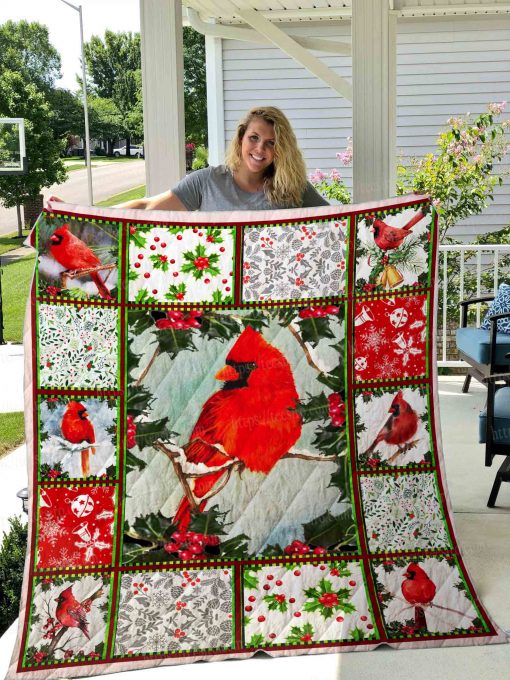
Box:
[221,16,510,241]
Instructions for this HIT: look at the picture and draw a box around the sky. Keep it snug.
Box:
[0,0,140,90]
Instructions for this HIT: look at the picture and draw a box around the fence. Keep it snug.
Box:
[437,244,510,367]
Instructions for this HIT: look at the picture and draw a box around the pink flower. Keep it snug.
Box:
[488,101,506,115]
[310,169,326,183]
[329,168,341,182]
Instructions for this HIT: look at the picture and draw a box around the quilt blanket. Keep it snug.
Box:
[7,194,507,679]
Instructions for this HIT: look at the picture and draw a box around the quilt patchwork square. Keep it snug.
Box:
[39,395,118,480]
[123,304,352,563]
[114,568,233,655]
[355,204,432,294]
[372,556,490,638]
[242,561,377,646]
[37,485,116,569]
[38,304,119,389]
[23,574,111,667]
[242,219,348,301]
[359,472,451,553]
[354,386,433,469]
[353,294,428,382]
[36,213,120,302]
[128,224,235,304]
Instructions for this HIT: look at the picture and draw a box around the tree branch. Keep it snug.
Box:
[135,345,160,386]
[287,323,324,373]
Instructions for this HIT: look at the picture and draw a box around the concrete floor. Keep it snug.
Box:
[1,376,508,679]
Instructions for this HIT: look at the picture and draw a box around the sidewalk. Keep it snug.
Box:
[0,343,25,413]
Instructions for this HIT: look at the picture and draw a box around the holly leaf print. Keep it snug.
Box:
[350,627,366,641]
[205,227,224,244]
[238,310,270,332]
[247,633,265,648]
[303,578,355,619]
[130,229,147,249]
[263,593,288,613]
[134,288,158,304]
[243,571,259,590]
[181,244,221,280]
[165,283,187,301]
[149,254,170,272]
[285,622,315,645]
[211,289,233,304]
[295,392,329,423]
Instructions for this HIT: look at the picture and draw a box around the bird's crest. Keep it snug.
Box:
[226,326,272,363]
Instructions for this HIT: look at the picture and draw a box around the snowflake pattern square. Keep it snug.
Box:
[354,386,433,469]
[242,561,377,646]
[113,568,233,655]
[355,205,433,295]
[353,294,428,381]
[23,574,110,667]
[360,473,451,553]
[37,486,116,569]
[39,396,118,480]
[242,219,348,301]
[36,213,120,301]
[38,304,119,389]
[128,225,235,304]
[372,556,489,638]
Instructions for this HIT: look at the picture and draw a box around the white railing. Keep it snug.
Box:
[438,244,510,367]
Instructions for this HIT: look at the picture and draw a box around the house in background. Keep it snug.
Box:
[140,0,510,241]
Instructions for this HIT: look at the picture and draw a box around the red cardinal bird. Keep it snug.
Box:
[55,586,91,640]
[61,401,96,477]
[401,563,436,632]
[370,210,425,252]
[49,224,112,298]
[363,390,418,457]
[174,326,302,530]
[401,563,436,606]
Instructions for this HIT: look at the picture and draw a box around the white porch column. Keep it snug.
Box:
[352,0,396,202]
[205,33,225,166]
[139,0,185,195]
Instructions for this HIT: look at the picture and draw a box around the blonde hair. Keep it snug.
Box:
[225,106,308,208]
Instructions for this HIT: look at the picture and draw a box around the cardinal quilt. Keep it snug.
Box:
[6,194,507,679]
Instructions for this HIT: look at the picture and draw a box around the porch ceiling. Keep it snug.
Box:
[183,0,510,24]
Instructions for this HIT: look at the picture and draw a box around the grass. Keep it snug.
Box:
[0,255,35,343]
[0,230,30,257]
[97,185,146,207]
[0,412,25,459]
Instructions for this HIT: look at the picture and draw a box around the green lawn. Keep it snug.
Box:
[0,255,35,343]
[0,230,30,256]
[98,185,146,207]
[0,412,25,459]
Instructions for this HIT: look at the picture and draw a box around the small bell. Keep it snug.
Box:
[384,264,404,289]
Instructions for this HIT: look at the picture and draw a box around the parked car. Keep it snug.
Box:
[113,145,144,158]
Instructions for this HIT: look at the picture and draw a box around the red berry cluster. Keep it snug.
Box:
[193,256,210,270]
[46,286,62,296]
[126,415,137,449]
[362,283,377,292]
[155,309,203,330]
[164,530,220,560]
[284,540,328,556]
[47,469,62,479]
[328,393,346,427]
[298,305,339,319]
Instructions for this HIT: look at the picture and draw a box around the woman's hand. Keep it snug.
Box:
[45,195,64,209]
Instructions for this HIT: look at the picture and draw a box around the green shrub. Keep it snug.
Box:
[191,145,208,171]
[0,516,28,636]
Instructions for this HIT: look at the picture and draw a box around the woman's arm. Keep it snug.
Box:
[117,190,187,211]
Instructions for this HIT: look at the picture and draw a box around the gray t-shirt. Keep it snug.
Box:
[172,165,329,211]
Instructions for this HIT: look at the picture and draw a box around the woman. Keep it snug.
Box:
[119,106,328,211]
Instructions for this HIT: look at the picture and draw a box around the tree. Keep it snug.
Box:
[84,31,142,153]
[88,97,125,156]
[0,71,67,235]
[183,27,207,144]
[0,20,61,94]
[47,88,84,142]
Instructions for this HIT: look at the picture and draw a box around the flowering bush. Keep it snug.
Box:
[309,140,352,205]
[396,102,510,241]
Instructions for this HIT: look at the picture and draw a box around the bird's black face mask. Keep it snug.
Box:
[222,360,256,390]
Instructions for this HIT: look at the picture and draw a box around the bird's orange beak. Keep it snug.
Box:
[49,234,59,242]
[215,365,239,381]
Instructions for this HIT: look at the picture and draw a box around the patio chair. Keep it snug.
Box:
[479,366,510,507]
[456,296,510,393]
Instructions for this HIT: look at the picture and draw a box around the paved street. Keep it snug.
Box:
[0,160,146,235]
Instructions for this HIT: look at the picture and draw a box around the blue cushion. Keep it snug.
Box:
[456,327,510,366]
[479,387,510,444]
[481,283,510,333]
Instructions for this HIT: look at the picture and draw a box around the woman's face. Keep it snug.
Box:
[240,117,275,176]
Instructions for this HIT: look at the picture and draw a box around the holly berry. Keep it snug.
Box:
[193,256,210,270]
[319,592,339,608]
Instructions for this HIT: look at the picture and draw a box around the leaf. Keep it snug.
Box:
[200,312,240,341]
[243,571,259,590]
[125,449,147,473]
[303,510,352,549]
[127,384,153,416]
[128,512,177,543]
[294,392,329,423]
[130,231,147,249]
[350,627,366,641]
[247,633,265,648]
[129,309,157,335]
[313,423,346,456]
[157,327,197,358]
[239,310,270,332]
[219,534,250,558]
[188,505,228,536]
[317,365,344,393]
[297,316,335,346]
[134,288,158,304]
[134,418,173,451]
